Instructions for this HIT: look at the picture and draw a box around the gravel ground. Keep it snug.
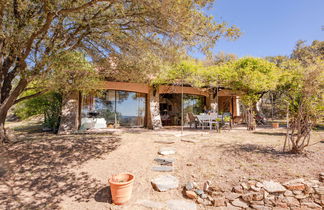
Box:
[1,121,323,209]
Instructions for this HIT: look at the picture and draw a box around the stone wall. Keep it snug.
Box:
[58,92,79,134]
[183,175,324,209]
[147,86,162,129]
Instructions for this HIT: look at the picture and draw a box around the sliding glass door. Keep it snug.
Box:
[81,90,146,128]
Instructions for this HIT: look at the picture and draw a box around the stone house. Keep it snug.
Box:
[58,81,242,134]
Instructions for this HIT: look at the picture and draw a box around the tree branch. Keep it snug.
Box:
[14,90,47,104]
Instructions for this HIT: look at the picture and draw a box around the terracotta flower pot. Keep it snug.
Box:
[108,173,134,205]
[272,122,279,128]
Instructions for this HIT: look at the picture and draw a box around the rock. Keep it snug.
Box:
[293,190,303,195]
[186,162,194,166]
[295,194,308,200]
[158,147,176,155]
[301,201,322,209]
[251,204,271,210]
[166,199,196,210]
[200,193,207,199]
[154,139,176,144]
[152,166,173,172]
[213,196,226,207]
[225,193,241,201]
[231,199,249,208]
[250,200,264,205]
[154,157,175,166]
[320,172,324,176]
[314,186,324,195]
[209,185,224,192]
[283,183,305,191]
[283,196,300,207]
[275,202,289,208]
[232,185,244,193]
[255,182,263,188]
[185,182,195,191]
[262,180,286,193]
[250,185,261,192]
[241,193,254,202]
[196,197,203,204]
[135,200,166,209]
[284,190,294,197]
[242,192,263,202]
[186,191,198,199]
[203,181,211,192]
[241,182,250,190]
[151,175,179,192]
[303,184,314,194]
[194,189,204,196]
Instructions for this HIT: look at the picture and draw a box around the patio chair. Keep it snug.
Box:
[255,114,266,126]
[187,112,198,128]
[220,112,232,130]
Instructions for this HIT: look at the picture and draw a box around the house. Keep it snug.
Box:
[58,81,242,133]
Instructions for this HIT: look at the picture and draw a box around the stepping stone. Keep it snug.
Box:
[154,140,176,144]
[154,157,175,166]
[158,147,176,155]
[166,199,196,210]
[151,174,179,192]
[152,166,173,172]
[181,139,200,143]
[135,200,166,209]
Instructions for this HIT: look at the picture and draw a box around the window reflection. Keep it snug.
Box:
[81,90,146,129]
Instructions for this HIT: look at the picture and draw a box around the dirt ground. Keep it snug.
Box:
[0,120,323,210]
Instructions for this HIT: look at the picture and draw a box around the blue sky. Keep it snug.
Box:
[194,0,324,58]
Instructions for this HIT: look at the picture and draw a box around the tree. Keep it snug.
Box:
[284,62,323,153]
[276,41,324,154]
[223,57,280,130]
[0,0,240,142]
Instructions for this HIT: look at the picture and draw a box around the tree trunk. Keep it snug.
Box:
[0,78,28,143]
[0,115,8,143]
[246,108,256,131]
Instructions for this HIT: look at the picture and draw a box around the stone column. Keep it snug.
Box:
[58,92,80,134]
[147,85,162,129]
[209,89,218,113]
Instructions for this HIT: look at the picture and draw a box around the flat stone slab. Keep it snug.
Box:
[154,157,175,166]
[154,140,176,144]
[152,166,173,172]
[158,147,176,155]
[181,139,200,143]
[151,174,179,192]
[262,180,286,193]
[135,199,166,209]
[166,199,196,210]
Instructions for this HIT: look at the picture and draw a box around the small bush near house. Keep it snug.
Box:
[14,92,62,133]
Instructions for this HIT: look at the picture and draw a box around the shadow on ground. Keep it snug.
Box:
[219,143,300,158]
[253,131,286,136]
[94,186,112,203]
[0,132,120,209]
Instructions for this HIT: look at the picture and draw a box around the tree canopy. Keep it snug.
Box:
[0,0,240,141]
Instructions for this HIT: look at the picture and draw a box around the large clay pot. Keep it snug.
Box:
[272,122,279,128]
[108,173,134,205]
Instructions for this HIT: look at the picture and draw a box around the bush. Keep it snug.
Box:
[14,92,62,132]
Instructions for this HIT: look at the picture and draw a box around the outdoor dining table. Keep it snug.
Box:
[195,113,222,131]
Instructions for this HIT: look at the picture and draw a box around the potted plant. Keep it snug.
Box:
[108,173,135,205]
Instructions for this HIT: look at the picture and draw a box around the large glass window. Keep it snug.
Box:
[81,90,146,129]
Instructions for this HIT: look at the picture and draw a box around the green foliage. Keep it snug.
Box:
[43,51,99,95]
[14,92,62,131]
